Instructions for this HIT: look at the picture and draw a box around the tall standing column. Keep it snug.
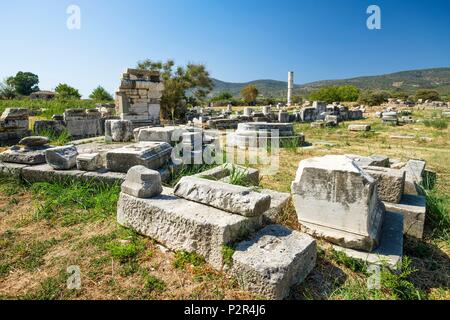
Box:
[287,71,294,107]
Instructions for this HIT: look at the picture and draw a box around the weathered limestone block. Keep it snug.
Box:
[76,153,102,171]
[384,195,426,239]
[300,107,317,122]
[0,162,29,175]
[174,176,271,217]
[121,165,163,198]
[80,170,126,185]
[237,122,294,136]
[19,136,49,147]
[45,145,78,170]
[259,189,292,225]
[106,142,172,173]
[64,109,102,138]
[333,211,403,270]
[291,155,385,251]
[243,108,253,117]
[310,121,325,128]
[348,154,390,168]
[105,120,133,142]
[403,160,426,195]
[117,189,263,269]
[231,225,316,300]
[363,166,405,203]
[0,108,28,120]
[348,124,371,132]
[22,164,84,183]
[325,115,338,127]
[0,146,49,165]
[348,110,363,120]
[278,111,290,123]
[195,164,260,186]
[134,126,180,144]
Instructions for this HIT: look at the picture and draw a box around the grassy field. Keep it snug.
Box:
[0,99,102,119]
[0,107,448,300]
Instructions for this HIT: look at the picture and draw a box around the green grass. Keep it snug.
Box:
[0,232,59,278]
[423,118,449,130]
[144,275,166,293]
[424,189,450,242]
[106,241,142,263]
[227,164,252,187]
[166,164,216,187]
[221,245,235,267]
[0,98,101,119]
[31,180,120,225]
[36,128,71,146]
[327,253,425,300]
[331,250,368,274]
[173,251,206,269]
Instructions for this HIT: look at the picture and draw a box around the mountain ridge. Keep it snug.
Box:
[210,67,450,98]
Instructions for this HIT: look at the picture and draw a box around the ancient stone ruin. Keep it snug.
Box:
[116,68,164,128]
[0,108,31,145]
[117,165,314,299]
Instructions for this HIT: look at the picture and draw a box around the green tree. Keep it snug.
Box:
[415,89,441,102]
[211,91,233,102]
[291,95,303,105]
[240,85,259,105]
[89,86,113,101]
[6,71,39,96]
[309,85,360,103]
[55,83,82,100]
[0,80,17,99]
[358,90,389,106]
[137,59,213,121]
[336,85,360,102]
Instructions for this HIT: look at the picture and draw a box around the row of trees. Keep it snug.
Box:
[210,85,446,107]
[0,71,114,101]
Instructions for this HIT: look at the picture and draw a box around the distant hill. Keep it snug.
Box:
[211,68,450,98]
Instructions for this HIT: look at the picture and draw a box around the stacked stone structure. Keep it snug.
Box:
[116,68,164,128]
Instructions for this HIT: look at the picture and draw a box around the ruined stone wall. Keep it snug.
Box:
[116,68,164,128]
[0,108,31,145]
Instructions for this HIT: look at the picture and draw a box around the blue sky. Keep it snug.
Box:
[0,0,449,97]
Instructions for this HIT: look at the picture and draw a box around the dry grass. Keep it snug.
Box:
[0,107,448,300]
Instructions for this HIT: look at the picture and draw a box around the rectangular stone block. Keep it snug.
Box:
[348,124,371,132]
[403,160,426,195]
[333,211,403,270]
[260,189,292,225]
[76,153,102,171]
[292,155,384,251]
[117,189,263,269]
[195,164,260,186]
[80,170,126,185]
[1,108,29,120]
[135,126,179,144]
[0,162,29,175]
[106,142,172,173]
[21,164,84,183]
[383,195,426,239]
[0,147,48,165]
[174,176,271,217]
[363,166,405,204]
[231,225,316,300]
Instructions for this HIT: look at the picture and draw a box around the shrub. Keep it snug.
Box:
[144,275,166,293]
[173,251,205,269]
